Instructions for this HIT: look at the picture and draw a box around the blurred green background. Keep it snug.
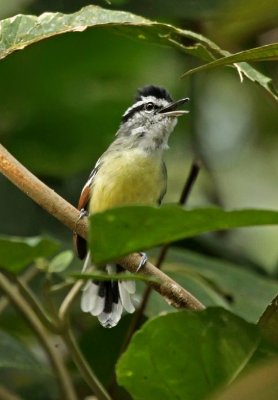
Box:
[1,0,277,271]
[0,1,278,399]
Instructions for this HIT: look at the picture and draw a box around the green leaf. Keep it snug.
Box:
[72,272,160,283]
[0,6,217,61]
[89,206,278,264]
[0,329,45,372]
[0,5,276,100]
[0,235,60,273]
[258,294,278,348]
[182,43,278,76]
[210,359,278,400]
[181,44,278,101]
[164,248,278,323]
[116,308,261,400]
[48,250,73,273]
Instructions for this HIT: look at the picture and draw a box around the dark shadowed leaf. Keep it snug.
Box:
[164,248,278,323]
[116,308,261,400]
[89,206,278,264]
[0,235,60,273]
[0,329,46,372]
[258,294,278,347]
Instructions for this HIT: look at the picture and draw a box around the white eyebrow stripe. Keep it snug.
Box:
[123,96,169,117]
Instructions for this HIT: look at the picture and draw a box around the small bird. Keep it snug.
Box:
[74,85,189,328]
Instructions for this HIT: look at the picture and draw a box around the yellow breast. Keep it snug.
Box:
[89,149,165,214]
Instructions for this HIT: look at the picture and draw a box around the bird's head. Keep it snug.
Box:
[117,85,189,151]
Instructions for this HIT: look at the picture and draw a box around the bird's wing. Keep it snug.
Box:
[73,159,102,259]
[158,161,167,204]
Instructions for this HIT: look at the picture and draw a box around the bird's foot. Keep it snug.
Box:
[136,252,148,272]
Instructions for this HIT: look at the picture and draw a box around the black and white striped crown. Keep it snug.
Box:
[122,85,173,124]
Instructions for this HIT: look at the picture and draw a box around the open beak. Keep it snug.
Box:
[159,97,190,117]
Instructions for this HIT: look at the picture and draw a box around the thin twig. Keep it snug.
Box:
[120,159,202,353]
[62,324,112,400]
[0,272,77,400]
[0,268,59,332]
[0,266,38,314]
[0,384,22,400]
[59,280,84,324]
[179,160,202,205]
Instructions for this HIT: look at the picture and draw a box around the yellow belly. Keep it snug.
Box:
[89,150,165,214]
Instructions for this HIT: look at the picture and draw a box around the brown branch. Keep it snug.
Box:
[0,144,204,313]
[119,253,204,310]
[0,144,87,239]
[0,384,22,400]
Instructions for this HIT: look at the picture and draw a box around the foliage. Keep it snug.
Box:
[0,1,277,400]
[117,308,272,400]
[89,206,278,263]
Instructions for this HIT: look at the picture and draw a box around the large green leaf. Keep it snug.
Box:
[0,5,276,100]
[89,206,278,264]
[0,5,221,61]
[0,235,59,273]
[0,329,45,372]
[116,308,261,400]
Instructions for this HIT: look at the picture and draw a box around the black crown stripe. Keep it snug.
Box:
[136,85,173,103]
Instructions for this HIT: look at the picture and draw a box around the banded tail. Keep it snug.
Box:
[80,257,136,328]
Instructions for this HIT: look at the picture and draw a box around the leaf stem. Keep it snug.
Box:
[59,280,84,324]
[0,268,59,332]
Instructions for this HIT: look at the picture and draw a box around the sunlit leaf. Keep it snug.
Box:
[89,205,278,264]
[0,5,276,99]
[116,308,261,400]
[0,6,216,61]
[0,235,60,273]
[48,250,73,273]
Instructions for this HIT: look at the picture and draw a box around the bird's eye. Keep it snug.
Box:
[144,102,154,112]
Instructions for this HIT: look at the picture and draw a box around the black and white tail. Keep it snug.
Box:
[80,255,135,328]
